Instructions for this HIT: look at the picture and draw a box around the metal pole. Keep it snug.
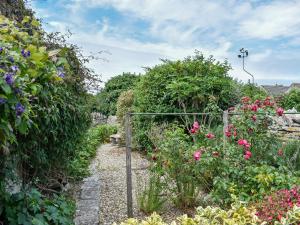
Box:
[125,113,133,218]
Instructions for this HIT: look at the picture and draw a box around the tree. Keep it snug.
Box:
[96,73,140,116]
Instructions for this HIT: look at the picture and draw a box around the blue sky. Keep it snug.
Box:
[28,0,300,85]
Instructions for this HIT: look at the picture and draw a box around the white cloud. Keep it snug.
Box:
[239,1,300,39]
[31,0,300,87]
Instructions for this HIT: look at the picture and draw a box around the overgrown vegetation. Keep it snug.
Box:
[0,3,102,224]
[68,124,117,180]
[280,88,300,111]
[96,73,140,116]
[132,53,240,149]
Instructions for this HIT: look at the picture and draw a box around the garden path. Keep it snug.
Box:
[98,144,149,224]
[74,143,149,225]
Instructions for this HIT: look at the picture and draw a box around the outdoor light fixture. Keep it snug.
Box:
[238,48,254,84]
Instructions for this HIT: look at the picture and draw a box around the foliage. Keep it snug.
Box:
[255,186,300,224]
[116,89,134,141]
[96,73,140,116]
[280,140,300,171]
[68,124,117,180]
[0,12,99,225]
[114,203,264,225]
[240,83,267,100]
[212,165,300,205]
[280,88,300,111]
[0,186,75,225]
[274,205,300,225]
[138,174,166,214]
[133,52,240,148]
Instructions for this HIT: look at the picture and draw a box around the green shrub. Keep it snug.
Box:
[68,124,117,180]
[212,165,300,205]
[96,73,140,116]
[138,174,166,214]
[133,53,240,149]
[280,88,300,111]
[0,186,75,225]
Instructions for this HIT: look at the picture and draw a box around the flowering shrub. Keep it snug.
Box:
[255,187,300,224]
[0,15,65,147]
[227,96,283,163]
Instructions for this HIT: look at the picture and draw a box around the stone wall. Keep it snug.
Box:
[271,109,300,141]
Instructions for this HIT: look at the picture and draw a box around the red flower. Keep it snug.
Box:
[251,115,257,122]
[251,104,258,112]
[190,128,196,134]
[212,151,219,157]
[152,155,157,161]
[241,96,251,103]
[225,130,231,137]
[193,151,201,161]
[278,149,283,156]
[276,107,284,116]
[206,133,215,139]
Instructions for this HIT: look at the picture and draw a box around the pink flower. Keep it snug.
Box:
[251,115,257,122]
[245,150,252,157]
[190,128,196,134]
[193,121,200,130]
[276,107,284,116]
[193,151,201,161]
[238,139,248,146]
[254,99,261,105]
[206,133,215,139]
[233,129,237,137]
[245,143,251,149]
[251,104,258,112]
[244,154,251,160]
[278,149,283,156]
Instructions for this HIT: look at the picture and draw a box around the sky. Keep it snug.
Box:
[28,0,300,86]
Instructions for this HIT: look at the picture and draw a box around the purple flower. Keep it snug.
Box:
[5,73,14,86]
[14,88,22,95]
[57,67,65,78]
[0,98,6,105]
[11,65,19,72]
[58,71,65,78]
[15,103,25,116]
[21,49,31,58]
[8,56,14,63]
[0,47,3,53]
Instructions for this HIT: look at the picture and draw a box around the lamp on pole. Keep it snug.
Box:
[238,48,254,84]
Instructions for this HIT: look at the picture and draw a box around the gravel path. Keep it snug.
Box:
[75,143,187,225]
[98,144,149,225]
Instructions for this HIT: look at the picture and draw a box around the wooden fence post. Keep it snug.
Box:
[125,113,133,218]
[223,110,229,152]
